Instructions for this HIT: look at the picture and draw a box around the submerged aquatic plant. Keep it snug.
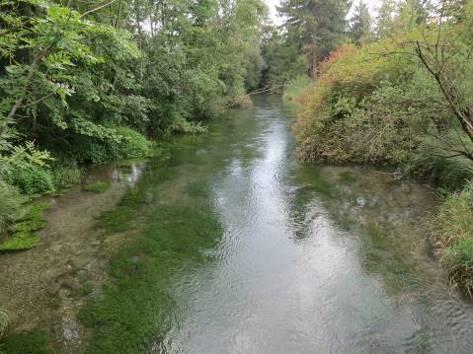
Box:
[83,181,111,193]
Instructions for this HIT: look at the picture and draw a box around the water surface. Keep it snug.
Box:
[138,96,473,353]
[5,95,473,353]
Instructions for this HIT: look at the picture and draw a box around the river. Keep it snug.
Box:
[2,95,473,353]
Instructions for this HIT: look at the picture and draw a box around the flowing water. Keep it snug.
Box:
[2,96,473,353]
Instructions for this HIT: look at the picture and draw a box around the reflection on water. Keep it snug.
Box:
[111,162,147,186]
[151,96,473,353]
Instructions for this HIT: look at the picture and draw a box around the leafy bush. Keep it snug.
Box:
[69,127,151,164]
[294,42,421,164]
[169,118,208,135]
[0,143,55,195]
[113,127,152,159]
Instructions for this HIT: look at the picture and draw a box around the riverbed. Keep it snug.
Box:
[2,96,473,353]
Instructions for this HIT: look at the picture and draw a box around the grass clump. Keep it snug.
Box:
[0,202,50,252]
[433,182,473,295]
[83,181,111,193]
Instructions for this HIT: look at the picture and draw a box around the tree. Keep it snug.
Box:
[278,0,351,77]
[349,0,373,45]
[376,0,397,38]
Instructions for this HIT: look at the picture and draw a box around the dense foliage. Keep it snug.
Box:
[0,0,267,246]
[288,0,473,294]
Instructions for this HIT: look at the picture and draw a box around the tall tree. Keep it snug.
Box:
[349,0,373,45]
[278,0,351,77]
[376,0,397,38]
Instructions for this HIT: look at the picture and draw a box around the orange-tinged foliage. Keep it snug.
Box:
[293,36,419,164]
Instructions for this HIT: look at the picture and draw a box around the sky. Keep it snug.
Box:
[264,0,382,24]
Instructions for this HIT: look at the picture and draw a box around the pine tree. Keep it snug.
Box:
[278,0,351,77]
[349,0,373,45]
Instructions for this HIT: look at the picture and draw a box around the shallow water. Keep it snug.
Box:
[150,96,473,353]
[3,95,473,353]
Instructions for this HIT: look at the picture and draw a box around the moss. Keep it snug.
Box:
[0,202,50,252]
[83,181,111,193]
[0,232,40,251]
[0,331,51,354]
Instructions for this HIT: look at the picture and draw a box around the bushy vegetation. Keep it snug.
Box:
[0,0,267,250]
[281,0,473,294]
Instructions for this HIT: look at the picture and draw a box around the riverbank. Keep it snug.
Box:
[290,39,473,296]
[0,162,148,353]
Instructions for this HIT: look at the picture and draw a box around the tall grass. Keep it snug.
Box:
[433,181,473,295]
[0,179,23,239]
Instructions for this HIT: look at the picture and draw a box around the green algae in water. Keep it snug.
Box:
[0,330,51,354]
[80,160,222,353]
[0,202,50,251]
[83,181,111,193]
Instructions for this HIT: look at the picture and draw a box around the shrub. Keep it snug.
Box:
[112,127,152,159]
[169,118,208,135]
[7,168,55,196]
[294,41,419,164]
[0,143,55,195]
[71,127,152,164]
